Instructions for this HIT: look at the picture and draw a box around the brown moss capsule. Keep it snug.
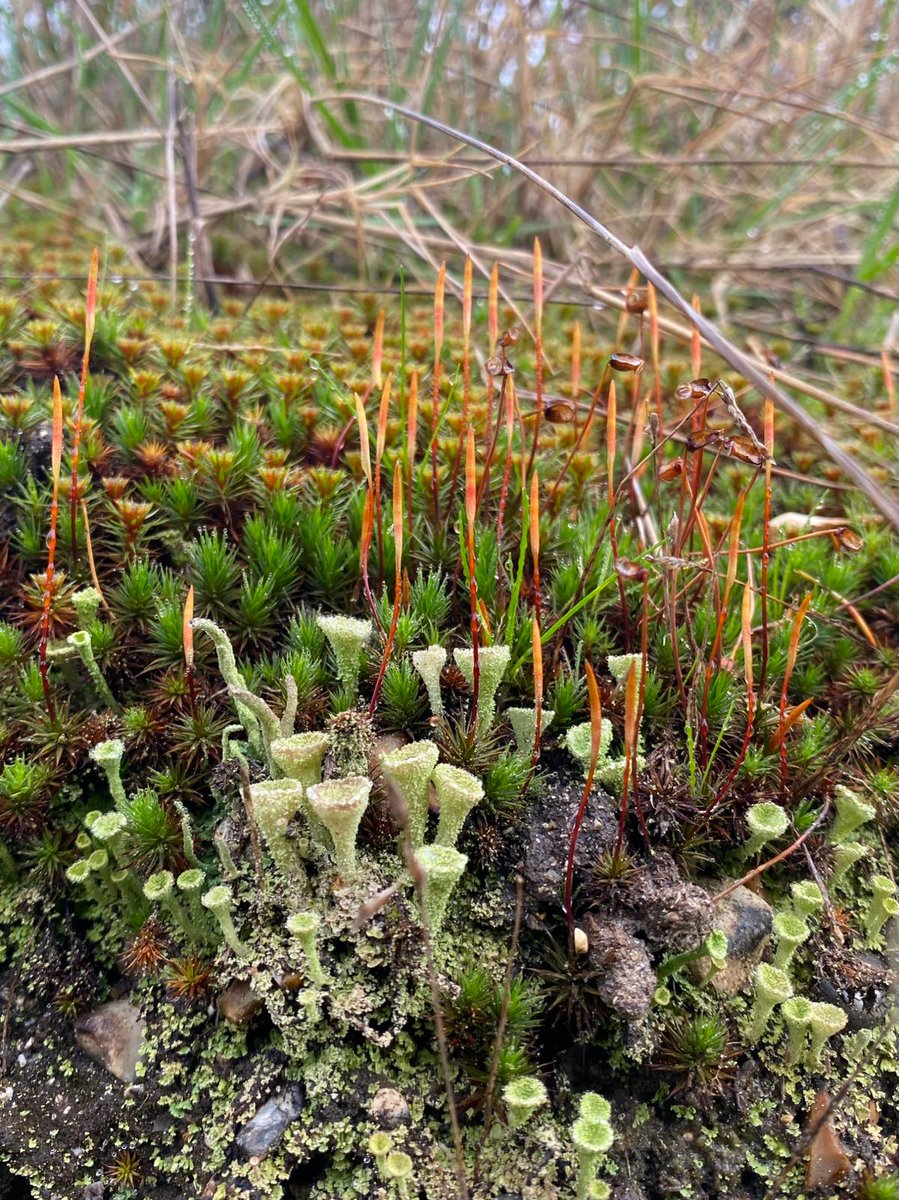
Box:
[500,326,521,348]
[831,527,864,552]
[614,557,649,582]
[544,400,577,424]
[625,291,648,314]
[609,353,644,374]
[658,457,684,481]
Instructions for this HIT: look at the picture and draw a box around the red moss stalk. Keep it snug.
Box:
[369,463,405,715]
[708,565,756,813]
[374,373,392,581]
[758,398,775,693]
[431,262,446,522]
[68,247,99,560]
[565,661,602,945]
[406,371,418,545]
[39,376,65,718]
[525,238,543,476]
[778,593,812,802]
[465,426,481,729]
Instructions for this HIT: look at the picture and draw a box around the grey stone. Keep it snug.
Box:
[586,916,656,1022]
[74,1000,145,1082]
[700,884,773,995]
[235,1085,303,1159]
[370,1086,410,1128]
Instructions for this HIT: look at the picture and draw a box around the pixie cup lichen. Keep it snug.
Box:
[780,996,813,1065]
[413,844,468,934]
[865,875,898,943]
[564,719,613,778]
[571,1116,614,1200]
[502,1075,548,1129]
[742,802,789,859]
[829,785,876,844]
[771,911,810,970]
[380,739,440,848]
[304,775,371,879]
[432,763,483,847]
[67,629,119,711]
[202,884,249,958]
[453,643,510,732]
[507,706,554,756]
[89,739,127,811]
[746,962,792,1044]
[383,1151,414,1198]
[790,879,824,921]
[829,840,868,888]
[411,644,447,718]
[270,732,330,787]
[249,779,306,882]
[286,911,327,985]
[807,1001,847,1066]
[317,614,372,697]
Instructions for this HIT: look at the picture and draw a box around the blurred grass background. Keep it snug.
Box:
[0,0,896,343]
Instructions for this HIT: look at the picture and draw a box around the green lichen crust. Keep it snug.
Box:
[304,775,371,879]
[413,844,468,934]
[270,732,330,787]
[380,739,440,848]
[317,614,372,697]
[432,763,483,847]
[453,643,510,732]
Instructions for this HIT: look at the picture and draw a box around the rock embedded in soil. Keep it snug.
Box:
[815,945,896,1030]
[235,1084,303,1159]
[700,884,773,996]
[625,852,715,953]
[586,916,657,1022]
[73,999,145,1082]
[218,979,264,1025]
[370,1086,411,1128]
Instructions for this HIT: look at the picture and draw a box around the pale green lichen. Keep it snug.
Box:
[502,1075,548,1129]
[790,879,824,921]
[432,763,483,847]
[780,996,812,1065]
[865,875,898,944]
[742,802,788,859]
[571,1115,614,1200]
[304,775,371,879]
[411,644,446,717]
[745,963,792,1044]
[828,785,876,844]
[286,911,327,986]
[249,779,306,882]
[202,884,249,957]
[89,739,127,812]
[771,912,809,971]
[414,844,467,934]
[270,732,330,787]
[829,839,868,888]
[66,629,120,711]
[453,643,510,732]
[381,740,439,848]
[806,1001,847,1066]
[507,706,554,756]
[317,614,372,697]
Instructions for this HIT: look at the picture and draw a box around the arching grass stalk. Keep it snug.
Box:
[712,799,831,903]
[779,593,812,803]
[370,462,404,716]
[463,426,481,730]
[565,661,602,947]
[38,376,64,720]
[431,261,446,523]
[526,237,543,476]
[68,247,99,560]
[707,565,755,815]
